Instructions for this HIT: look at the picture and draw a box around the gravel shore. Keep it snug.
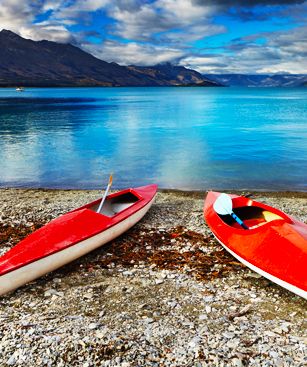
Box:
[0,188,306,367]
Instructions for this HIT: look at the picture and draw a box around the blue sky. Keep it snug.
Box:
[0,0,306,73]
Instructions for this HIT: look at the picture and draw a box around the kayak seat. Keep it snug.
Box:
[91,192,139,216]
[220,206,283,229]
[262,211,283,222]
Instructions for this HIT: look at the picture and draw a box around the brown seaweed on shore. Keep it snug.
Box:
[94,226,245,281]
[0,223,244,282]
[0,222,44,248]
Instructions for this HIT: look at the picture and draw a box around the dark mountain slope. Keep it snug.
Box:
[0,30,220,87]
[0,29,156,86]
[128,63,221,86]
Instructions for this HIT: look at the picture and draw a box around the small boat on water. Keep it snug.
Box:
[204,191,307,299]
[16,87,25,91]
[0,184,157,296]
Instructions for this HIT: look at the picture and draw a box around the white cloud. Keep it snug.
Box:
[0,0,306,74]
[180,55,228,73]
[20,22,73,43]
[0,0,36,31]
[164,24,226,43]
[258,62,306,74]
[157,0,213,24]
[108,0,220,43]
[83,40,184,65]
[53,0,108,19]
[109,2,177,40]
[0,0,71,42]
[180,26,307,74]
[42,0,66,12]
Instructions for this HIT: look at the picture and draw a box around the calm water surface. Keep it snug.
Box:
[0,87,306,190]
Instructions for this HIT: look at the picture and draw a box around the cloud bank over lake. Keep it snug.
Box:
[0,0,306,73]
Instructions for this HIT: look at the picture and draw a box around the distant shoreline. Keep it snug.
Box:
[0,85,306,88]
[1,187,306,198]
[1,85,225,88]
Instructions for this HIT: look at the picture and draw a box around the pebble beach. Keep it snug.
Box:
[0,188,306,367]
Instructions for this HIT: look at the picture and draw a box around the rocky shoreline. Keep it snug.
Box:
[0,188,306,366]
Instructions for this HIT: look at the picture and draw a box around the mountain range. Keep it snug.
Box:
[204,74,307,87]
[0,29,218,87]
[0,29,306,88]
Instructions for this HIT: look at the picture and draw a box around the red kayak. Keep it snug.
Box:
[0,184,157,295]
[204,191,307,299]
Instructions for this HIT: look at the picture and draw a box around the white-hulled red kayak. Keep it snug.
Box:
[0,184,157,296]
[204,191,307,299]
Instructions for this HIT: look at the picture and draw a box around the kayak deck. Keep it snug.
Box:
[0,185,157,278]
[204,191,307,299]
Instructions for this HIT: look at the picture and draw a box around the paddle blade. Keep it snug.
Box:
[109,173,113,186]
[213,193,233,215]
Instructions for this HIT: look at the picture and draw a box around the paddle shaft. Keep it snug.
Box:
[96,184,111,213]
[97,175,113,214]
[231,212,249,230]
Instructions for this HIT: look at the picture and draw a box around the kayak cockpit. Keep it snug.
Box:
[219,205,284,229]
[90,192,140,216]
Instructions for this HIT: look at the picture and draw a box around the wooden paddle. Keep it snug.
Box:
[97,174,113,214]
[213,193,249,230]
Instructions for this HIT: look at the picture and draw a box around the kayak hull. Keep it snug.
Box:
[204,191,307,299]
[0,185,157,295]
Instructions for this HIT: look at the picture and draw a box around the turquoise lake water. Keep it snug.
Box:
[0,87,306,191]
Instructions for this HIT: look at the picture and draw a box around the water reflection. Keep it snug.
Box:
[0,87,306,190]
[0,97,115,138]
